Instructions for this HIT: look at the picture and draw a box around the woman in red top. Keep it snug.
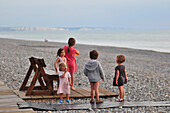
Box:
[64,38,79,90]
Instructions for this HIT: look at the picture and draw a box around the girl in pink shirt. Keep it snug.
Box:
[64,38,79,90]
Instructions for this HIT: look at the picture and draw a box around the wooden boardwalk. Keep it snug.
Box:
[0,80,35,113]
[14,87,118,101]
[18,101,170,111]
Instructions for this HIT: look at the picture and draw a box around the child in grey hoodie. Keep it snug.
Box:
[84,50,105,103]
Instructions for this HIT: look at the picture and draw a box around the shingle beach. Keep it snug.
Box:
[0,38,169,113]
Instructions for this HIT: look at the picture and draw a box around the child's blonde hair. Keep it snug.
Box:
[59,62,67,71]
[116,55,125,63]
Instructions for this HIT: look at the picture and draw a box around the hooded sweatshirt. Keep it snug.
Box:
[84,60,105,82]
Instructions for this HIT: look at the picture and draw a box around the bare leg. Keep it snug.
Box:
[70,73,75,89]
[66,94,69,100]
[94,82,99,100]
[118,86,124,99]
[60,93,63,100]
[122,86,125,99]
[90,82,95,100]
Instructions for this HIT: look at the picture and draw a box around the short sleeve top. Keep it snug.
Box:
[115,65,125,78]
[59,71,71,78]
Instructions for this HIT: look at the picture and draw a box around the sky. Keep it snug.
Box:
[0,0,170,29]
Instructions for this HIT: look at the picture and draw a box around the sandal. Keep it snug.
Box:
[96,99,104,103]
[66,100,71,103]
[117,98,124,102]
[90,99,95,103]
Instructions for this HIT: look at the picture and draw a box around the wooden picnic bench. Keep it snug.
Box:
[19,57,58,96]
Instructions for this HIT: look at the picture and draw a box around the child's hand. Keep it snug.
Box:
[126,78,128,82]
[60,75,65,78]
[55,68,58,73]
[116,80,118,85]
[64,67,68,73]
[56,70,58,74]
[60,72,66,78]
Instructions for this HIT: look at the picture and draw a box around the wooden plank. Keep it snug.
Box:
[18,101,170,111]
[0,106,18,110]
[14,87,118,101]
[30,95,43,99]
[0,108,35,113]
[0,95,18,99]
[26,68,40,96]
[0,103,18,107]
[99,87,118,97]
[19,86,46,90]
[42,95,56,99]
[0,89,14,93]
[0,84,7,87]
[0,86,10,90]
[38,77,46,90]
[13,90,31,99]
[81,87,106,97]
[0,98,24,103]
[31,90,56,95]
[53,94,60,98]
[0,81,4,85]
[0,81,35,113]
[0,90,15,95]
[70,89,84,98]
[73,87,91,97]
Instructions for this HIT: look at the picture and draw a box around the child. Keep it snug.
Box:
[54,48,67,73]
[113,55,128,102]
[84,50,105,103]
[57,62,71,103]
[64,38,79,90]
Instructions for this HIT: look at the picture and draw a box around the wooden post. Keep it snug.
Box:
[19,65,33,91]
[26,66,41,96]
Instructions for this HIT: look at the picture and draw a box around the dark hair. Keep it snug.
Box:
[116,55,125,63]
[90,50,99,59]
[57,48,64,57]
[68,38,76,53]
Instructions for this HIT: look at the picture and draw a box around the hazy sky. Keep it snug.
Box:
[0,0,170,29]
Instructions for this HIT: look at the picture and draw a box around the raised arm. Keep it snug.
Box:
[75,50,79,55]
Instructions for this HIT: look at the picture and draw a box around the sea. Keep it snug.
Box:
[0,30,170,53]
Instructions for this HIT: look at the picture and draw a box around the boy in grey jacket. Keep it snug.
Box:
[84,50,105,103]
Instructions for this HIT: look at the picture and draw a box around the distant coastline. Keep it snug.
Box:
[0,29,170,53]
[0,27,113,32]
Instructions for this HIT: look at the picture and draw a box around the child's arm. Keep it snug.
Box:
[68,73,71,86]
[54,58,60,73]
[60,71,66,78]
[68,78,71,86]
[98,62,105,81]
[116,70,119,85]
[75,50,79,55]
[124,68,128,81]
[83,68,88,76]
[65,59,69,71]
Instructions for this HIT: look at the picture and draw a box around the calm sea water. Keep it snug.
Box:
[0,30,170,53]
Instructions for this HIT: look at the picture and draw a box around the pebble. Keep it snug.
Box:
[0,38,169,113]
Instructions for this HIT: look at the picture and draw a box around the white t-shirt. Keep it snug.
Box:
[58,71,71,78]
